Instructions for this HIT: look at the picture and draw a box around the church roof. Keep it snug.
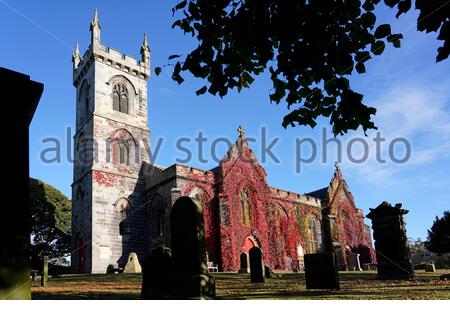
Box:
[305,187,328,199]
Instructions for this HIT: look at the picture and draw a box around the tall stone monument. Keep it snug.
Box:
[249,247,265,283]
[168,197,215,298]
[41,256,48,287]
[0,68,43,299]
[367,202,415,279]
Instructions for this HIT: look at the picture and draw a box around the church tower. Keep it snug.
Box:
[71,10,151,273]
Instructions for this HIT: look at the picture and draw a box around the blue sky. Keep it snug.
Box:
[1,1,449,240]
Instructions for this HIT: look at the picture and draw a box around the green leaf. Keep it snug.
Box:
[195,86,207,95]
[361,12,376,29]
[371,40,385,55]
[168,54,181,60]
[174,0,187,11]
[374,24,391,39]
[396,0,412,18]
[355,62,366,74]
[154,67,162,76]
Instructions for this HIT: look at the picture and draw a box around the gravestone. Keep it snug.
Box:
[264,266,273,279]
[141,246,172,299]
[367,202,415,279]
[168,197,215,298]
[424,263,436,273]
[348,253,362,271]
[304,253,340,290]
[123,252,142,273]
[238,253,249,273]
[249,247,265,283]
[41,256,48,287]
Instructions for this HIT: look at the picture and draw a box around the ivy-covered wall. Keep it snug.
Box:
[162,134,376,272]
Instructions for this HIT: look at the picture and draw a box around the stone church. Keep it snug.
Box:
[71,11,375,273]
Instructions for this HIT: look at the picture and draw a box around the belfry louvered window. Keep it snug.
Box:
[112,83,129,114]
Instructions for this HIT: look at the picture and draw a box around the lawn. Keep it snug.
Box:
[31,269,450,300]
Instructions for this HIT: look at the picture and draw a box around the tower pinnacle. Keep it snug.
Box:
[140,33,150,67]
[90,9,101,45]
[72,42,81,70]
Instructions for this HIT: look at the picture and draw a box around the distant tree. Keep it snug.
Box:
[29,178,71,267]
[408,237,425,254]
[161,0,450,135]
[425,211,450,254]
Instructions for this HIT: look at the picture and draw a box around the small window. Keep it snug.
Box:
[240,188,252,226]
[112,83,129,114]
[113,139,129,165]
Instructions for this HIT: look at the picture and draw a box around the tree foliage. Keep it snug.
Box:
[163,0,450,135]
[29,178,71,264]
[425,211,450,254]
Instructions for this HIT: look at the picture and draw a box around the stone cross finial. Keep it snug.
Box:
[238,125,245,138]
[334,161,340,170]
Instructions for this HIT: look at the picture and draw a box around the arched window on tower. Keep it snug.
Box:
[79,80,90,120]
[112,83,129,114]
[240,188,252,226]
[112,139,130,165]
[111,129,135,167]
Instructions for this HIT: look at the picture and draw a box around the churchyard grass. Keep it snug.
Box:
[31,269,450,300]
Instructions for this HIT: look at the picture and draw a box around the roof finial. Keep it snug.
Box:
[237,125,245,138]
[334,161,340,170]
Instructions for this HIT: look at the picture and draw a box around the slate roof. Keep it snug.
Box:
[305,187,328,199]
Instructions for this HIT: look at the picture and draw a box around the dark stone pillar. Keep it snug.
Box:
[169,196,215,298]
[249,247,265,283]
[367,202,415,279]
[0,68,43,299]
[304,253,340,290]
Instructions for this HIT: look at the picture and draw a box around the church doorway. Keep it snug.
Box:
[242,237,255,253]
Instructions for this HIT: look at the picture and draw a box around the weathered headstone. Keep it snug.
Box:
[238,253,249,273]
[264,266,273,279]
[424,263,436,273]
[249,247,265,283]
[304,253,340,290]
[123,252,142,273]
[41,256,48,287]
[348,253,362,271]
[168,197,215,298]
[141,246,172,299]
[367,202,415,279]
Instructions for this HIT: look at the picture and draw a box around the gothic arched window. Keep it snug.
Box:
[240,188,252,226]
[79,80,90,119]
[112,139,130,165]
[307,216,322,253]
[112,83,129,114]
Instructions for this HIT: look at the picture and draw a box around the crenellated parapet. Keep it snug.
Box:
[72,10,150,86]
